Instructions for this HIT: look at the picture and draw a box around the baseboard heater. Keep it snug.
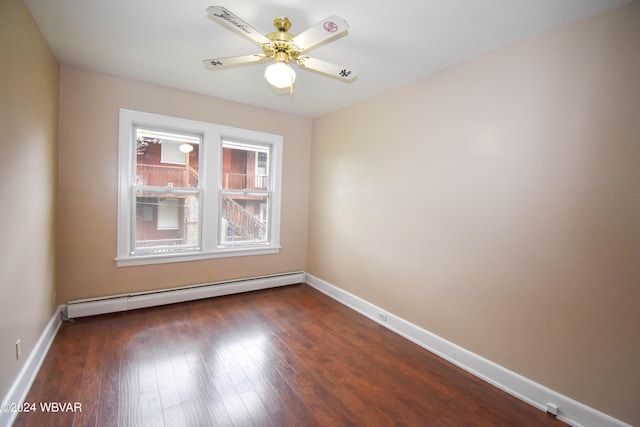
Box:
[65,271,305,318]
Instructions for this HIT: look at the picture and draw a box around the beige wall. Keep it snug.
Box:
[308,3,640,425]
[3,1,638,424]
[0,0,59,400]
[56,66,312,303]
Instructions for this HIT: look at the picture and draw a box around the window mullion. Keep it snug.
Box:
[199,128,220,252]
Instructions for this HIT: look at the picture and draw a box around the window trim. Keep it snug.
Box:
[116,109,282,267]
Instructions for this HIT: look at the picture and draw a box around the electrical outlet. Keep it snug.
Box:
[15,340,21,360]
[378,313,388,323]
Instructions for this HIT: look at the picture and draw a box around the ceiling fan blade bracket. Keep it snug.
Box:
[261,42,275,58]
[296,56,308,67]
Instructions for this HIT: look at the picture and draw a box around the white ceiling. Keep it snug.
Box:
[25,0,631,118]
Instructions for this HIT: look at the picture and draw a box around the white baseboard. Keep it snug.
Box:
[304,273,631,427]
[66,271,305,318]
[3,273,630,427]
[0,306,62,427]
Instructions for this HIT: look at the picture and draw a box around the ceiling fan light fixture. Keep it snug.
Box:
[265,62,296,89]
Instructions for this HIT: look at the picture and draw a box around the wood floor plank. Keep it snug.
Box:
[14,284,566,426]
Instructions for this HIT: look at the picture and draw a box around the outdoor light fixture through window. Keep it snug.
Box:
[264,62,296,89]
[179,143,194,153]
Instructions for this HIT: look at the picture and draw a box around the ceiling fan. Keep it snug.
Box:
[203,6,357,93]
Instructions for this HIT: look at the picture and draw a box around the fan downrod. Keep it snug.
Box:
[273,17,291,32]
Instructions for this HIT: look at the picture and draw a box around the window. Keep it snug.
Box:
[117,109,282,266]
[220,141,271,246]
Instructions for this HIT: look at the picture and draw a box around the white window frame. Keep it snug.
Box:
[116,109,282,267]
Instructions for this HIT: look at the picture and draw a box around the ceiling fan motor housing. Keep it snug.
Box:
[264,17,299,64]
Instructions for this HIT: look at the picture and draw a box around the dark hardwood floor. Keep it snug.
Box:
[14,284,565,426]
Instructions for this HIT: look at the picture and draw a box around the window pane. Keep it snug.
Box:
[157,198,179,230]
[221,142,269,190]
[136,128,200,188]
[135,193,199,253]
[161,141,186,165]
[220,194,268,244]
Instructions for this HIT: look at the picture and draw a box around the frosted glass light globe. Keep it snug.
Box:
[265,62,296,89]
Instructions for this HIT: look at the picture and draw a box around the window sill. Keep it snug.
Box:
[115,246,281,267]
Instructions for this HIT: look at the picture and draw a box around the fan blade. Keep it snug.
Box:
[296,56,357,82]
[290,15,349,53]
[203,54,267,69]
[207,6,271,46]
